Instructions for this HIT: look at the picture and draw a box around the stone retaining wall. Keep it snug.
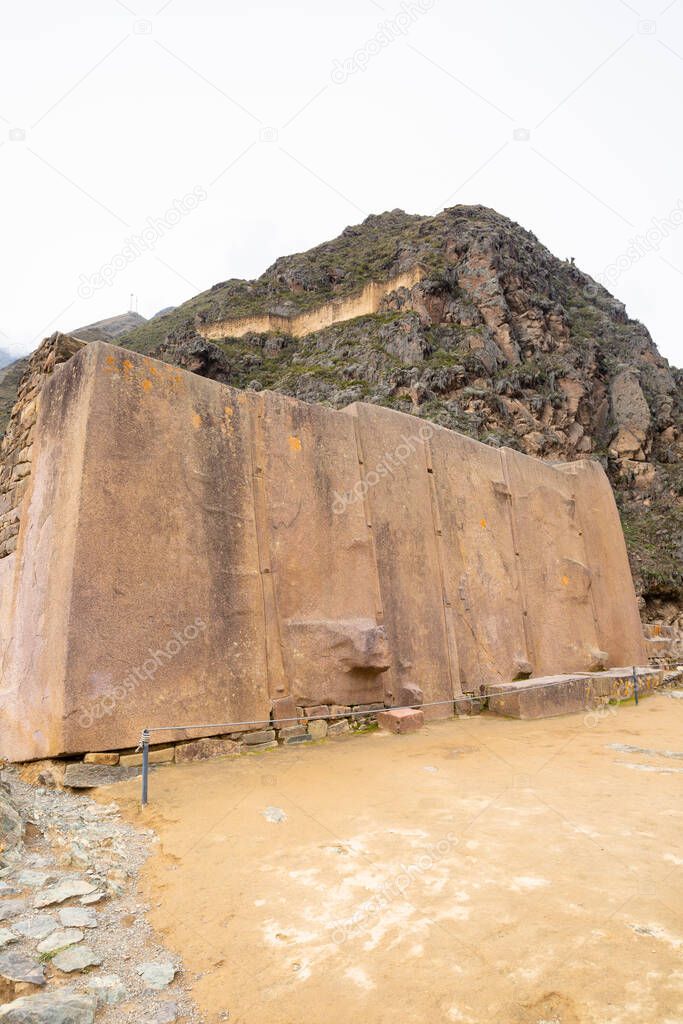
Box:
[0,334,84,558]
[198,267,424,340]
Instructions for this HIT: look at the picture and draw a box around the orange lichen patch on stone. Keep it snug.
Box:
[122,359,134,374]
[561,574,570,586]
[220,407,234,436]
[480,518,487,529]
[141,379,153,392]
[192,412,202,430]
[288,436,302,452]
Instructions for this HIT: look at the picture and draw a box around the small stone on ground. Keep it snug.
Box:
[34,879,96,908]
[51,946,101,973]
[12,916,57,941]
[137,961,177,990]
[262,806,287,824]
[85,973,127,1006]
[37,928,84,954]
[58,908,96,929]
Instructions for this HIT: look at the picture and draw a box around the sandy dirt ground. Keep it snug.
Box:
[104,694,683,1024]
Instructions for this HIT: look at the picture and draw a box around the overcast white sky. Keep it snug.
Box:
[1,0,682,366]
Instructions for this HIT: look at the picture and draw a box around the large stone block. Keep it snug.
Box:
[343,403,459,716]
[0,340,648,758]
[427,426,528,691]
[486,667,661,719]
[377,708,424,734]
[486,675,593,718]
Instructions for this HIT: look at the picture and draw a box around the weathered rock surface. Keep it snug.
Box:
[242,730,276,747]
[327,720,351,737]
[0,789,22,851]
[174,737,240,763]
[0,991,96,1023]
[137,961,176,990]
[486,667,662,719]
[34,880,97,908]
[63,764,139,789]
[148,1002,178,1024]
[84,973,127,1006]
[36,928,83,954]
[0,770,198,1022]
[57,908,96,929]
[51,945,101,973]
[307,720,328,740]
[82,753,119,766]
[13,917,57,941]
[0,929,18,950]
[0,949,45,986]
[0,902,27,924]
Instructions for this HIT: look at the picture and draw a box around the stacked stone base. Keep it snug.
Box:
[644,622,683,668]
[57,702,389,787]
[486,666,662,720]
[30,668,669,788]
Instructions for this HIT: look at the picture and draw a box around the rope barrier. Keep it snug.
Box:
[137,666,652,805]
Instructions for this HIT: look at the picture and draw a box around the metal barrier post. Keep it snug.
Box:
[632,665,639,706]
[141,728,150,806]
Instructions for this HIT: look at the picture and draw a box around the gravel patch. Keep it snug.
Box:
[0,768,202,1023]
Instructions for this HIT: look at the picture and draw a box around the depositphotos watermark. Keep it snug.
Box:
[78,618,206,728]
[584,197,683,297]
[331,0,435,84]
[329,832,459,944]
[333,416,447,515]
[583,679,636,728]
[77,186,207,299]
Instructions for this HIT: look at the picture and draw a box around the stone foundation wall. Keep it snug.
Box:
[0,334,84,558]
[644,621,683,667]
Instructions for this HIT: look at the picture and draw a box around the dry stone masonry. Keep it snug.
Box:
[0,335,85,560]
[0,337,648,761]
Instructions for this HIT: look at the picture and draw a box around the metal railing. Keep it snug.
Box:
[136,666,647,805]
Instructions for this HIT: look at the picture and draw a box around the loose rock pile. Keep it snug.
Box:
[0,769,200,1023]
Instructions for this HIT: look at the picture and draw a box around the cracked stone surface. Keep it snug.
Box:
[34,880,98,909]
[58,909,96,930]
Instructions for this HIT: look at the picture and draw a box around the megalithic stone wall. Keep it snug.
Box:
[0,339,647,761]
